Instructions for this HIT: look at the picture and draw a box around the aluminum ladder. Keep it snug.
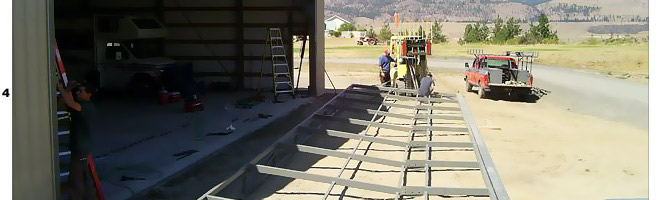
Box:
[267,28,295,101]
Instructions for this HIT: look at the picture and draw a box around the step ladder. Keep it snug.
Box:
[54,39,106,200]
[266,28,295,101]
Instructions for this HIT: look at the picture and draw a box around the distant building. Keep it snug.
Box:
[325,15,351,32]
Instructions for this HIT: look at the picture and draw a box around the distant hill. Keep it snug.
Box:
[508,0,552,6]
[324,0,648,23]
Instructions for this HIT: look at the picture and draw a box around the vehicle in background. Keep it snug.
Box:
[94,15,175,95]
[388,35,432,91]
[464,49,537,100]
[356,36,379,45]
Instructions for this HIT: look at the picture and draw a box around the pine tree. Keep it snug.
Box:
[522,13,559,44]
[366,26,377,38]
[379,24,393,41]
[431,21,447,44]
[492,17,505,43]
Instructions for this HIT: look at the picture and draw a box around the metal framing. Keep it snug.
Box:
[199,84,509,200]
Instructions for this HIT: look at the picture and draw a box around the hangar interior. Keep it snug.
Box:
[52,0,325,199]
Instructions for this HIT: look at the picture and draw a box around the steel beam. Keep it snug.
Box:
[315,114,467,133]
[255,165,399,194]
[400,186,490,196]
[350,85,456,98]
[457,94,510,200]
[384,94,457,103]
[326,104,464,120]
[409,141,474,148]
[299,126,474,149]
[405,160,480,168]
[255,165,489,196]
[382,102,462,112]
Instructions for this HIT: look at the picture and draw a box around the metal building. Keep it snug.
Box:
[13,0,326,199]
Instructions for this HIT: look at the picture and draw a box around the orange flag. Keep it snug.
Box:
[394,12,400,29]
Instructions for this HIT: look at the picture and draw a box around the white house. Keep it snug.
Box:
[324,15,351,32]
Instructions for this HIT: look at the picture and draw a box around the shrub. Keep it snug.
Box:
[506,38,523,45]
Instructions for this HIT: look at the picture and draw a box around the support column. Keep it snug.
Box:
[13,0,59,199]
[235,0,245,89]
[309,0,325,96]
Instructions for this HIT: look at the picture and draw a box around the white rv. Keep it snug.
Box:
[94,15,175,92]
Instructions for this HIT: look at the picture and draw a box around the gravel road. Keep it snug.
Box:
[325,58,649,129]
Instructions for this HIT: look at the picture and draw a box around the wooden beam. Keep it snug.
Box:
[170,56,262,60]
[235,0,245,88]
[165,39,265,44]
[194,72,271,77]
[165,23,305,28]
[164,6,300,11]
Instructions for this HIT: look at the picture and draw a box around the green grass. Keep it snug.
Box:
[322,38,649,83]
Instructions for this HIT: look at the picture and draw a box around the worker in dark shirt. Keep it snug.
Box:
[419,73,435,97]
[58,81,97,200]
[379,50,396,86]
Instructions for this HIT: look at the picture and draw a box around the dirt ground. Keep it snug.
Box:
[430,68,648,200]
[134,61,647,200]
[294,64,648,200]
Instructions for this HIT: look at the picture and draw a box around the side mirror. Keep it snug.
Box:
[464,62,469,68]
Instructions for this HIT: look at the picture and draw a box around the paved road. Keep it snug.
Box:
[325,58,649,129]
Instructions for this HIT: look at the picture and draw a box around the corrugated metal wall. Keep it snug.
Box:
[55,0,316,90]
[13,0,59,199]
[162,0,311,89]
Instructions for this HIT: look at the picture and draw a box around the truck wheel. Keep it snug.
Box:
[465,80,473,92]
[357,41,363,45]
[478,86,487,99]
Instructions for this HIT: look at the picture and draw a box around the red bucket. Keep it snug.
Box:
[159,90,169,104]
[170,92,181,103]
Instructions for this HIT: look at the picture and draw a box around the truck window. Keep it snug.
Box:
[486,59,511,68]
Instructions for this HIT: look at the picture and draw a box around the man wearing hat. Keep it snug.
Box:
[378,49,396,86]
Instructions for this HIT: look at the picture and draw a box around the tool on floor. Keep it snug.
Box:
[120,176,146,182]
[173,150,199,161]
[207,131,233,136]
[258,113,273,119]
[260,28,296,102]
[185,94,204,112]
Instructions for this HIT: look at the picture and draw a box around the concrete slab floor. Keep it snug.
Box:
[234,93,488,200]
[128,91,339,200]
[85,90,313,200]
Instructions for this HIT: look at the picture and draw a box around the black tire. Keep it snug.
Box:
[465,80,473,92]
[478,86,487,99]
[357,41,363,45]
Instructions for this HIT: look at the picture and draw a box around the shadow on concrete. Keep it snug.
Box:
[128,87,382,200]
[214,86,385,199]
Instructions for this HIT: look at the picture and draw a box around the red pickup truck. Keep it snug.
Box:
[464,51,536,100]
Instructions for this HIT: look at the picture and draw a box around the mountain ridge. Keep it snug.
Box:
[325,0,648,23]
